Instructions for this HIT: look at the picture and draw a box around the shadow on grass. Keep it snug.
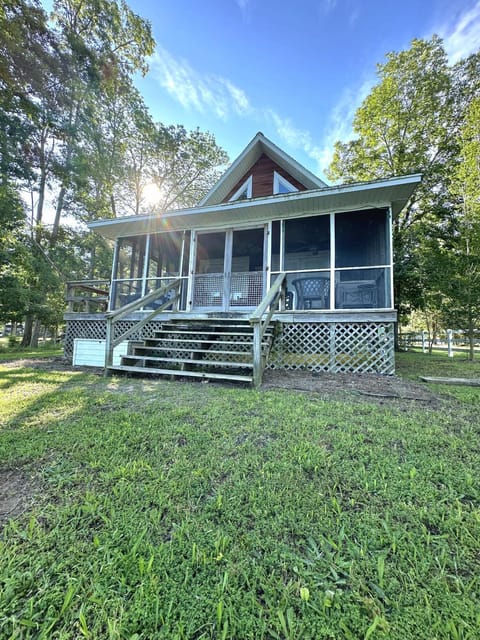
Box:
[0,365,101,433]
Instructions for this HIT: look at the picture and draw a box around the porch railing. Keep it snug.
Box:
[65,280,110,313]
[104,278,182,370]
[249,272,286,387]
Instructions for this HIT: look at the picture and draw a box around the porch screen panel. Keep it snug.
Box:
[335,210,387,267]
[115,237,146,280]
[230,228,264,307]
[284,215,330,271]
[112,236,147,308]
[145,231,185,310]
[193,232,225,308]
[334,209,391,310]
[284,215,330,310]
[335,268,391,309]
[271,221,280,272]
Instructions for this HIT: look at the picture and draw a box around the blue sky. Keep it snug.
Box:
[39,0,480,182]
[126,0,480,182]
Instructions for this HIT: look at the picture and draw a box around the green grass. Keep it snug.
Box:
[0,352,479,639]
[396,348,480,379]
[0,338,62,361]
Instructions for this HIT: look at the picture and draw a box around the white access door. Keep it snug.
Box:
[190,227,267,311]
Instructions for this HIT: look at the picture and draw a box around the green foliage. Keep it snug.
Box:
[438,97,480,357]
[0,359,479,638]
[327,37,480,326]
[0,186,31,322]
[0,0,227,336]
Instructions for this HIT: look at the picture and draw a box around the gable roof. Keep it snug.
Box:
[200,132,327,206]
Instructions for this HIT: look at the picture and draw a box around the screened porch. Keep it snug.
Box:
[108,207,393,315]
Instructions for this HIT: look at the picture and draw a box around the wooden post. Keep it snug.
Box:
[329,323,336,372]
[105,316,114,374]
[252,321,262,388]
[447,329,453,358]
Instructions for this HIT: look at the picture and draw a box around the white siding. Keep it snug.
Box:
[73,339,128,367]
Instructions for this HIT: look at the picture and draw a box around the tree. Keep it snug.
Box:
[0,186,31,323]
[0,0,229,345]
[442,97,480,359]
[48,0,155,240]
[327,36,480,334]
[116,124,229,216]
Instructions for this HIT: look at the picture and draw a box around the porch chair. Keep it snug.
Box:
[291,276,329,310]
[335,280,378,309]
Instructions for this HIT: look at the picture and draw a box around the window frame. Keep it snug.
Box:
[273,171,298,195]
[229,175,253,201]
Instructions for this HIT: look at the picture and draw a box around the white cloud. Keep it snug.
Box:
[318,0,338,14]
[312,78,373,176]
[234,0,252,22]
[150,43,373,179]
[150,47,252,120]
[265,110,326,175]
[150,45,327,171]
[439,1,480,63]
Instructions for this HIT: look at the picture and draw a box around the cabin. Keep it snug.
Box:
[64,132,421,386]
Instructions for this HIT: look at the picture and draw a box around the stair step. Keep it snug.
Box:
[122,355,253,369]
[146,336,252,345]
[164,322,252,329]
[153,330,271,338]
[108,365,253,383]
[135,346,257,356]
[143,338,272,349]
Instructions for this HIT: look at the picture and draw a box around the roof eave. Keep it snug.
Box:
[89,173,422,240]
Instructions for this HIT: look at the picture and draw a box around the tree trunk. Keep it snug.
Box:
[36,125,48,233]
[30,318,41,348]
[50,102,80,244]
[51,184,66,244]
[21,316,34,347]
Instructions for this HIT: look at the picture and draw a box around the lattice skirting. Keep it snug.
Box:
[268,322,395,374]
[65,318,395,374]
[64,319,165,359]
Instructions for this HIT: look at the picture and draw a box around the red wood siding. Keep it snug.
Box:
[224,154,308,202]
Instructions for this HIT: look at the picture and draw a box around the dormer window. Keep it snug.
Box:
[229,175,253,201]
[274,171,298,195]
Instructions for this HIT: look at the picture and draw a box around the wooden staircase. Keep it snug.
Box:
[107,317,275,384]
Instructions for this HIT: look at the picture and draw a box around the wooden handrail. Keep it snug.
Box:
[105,278,182,370]
[250,273,286,322]
[65,280,111,312]
[106,279,181,322]
[249,273,286,387]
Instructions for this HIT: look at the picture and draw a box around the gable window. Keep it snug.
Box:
[229,175,252,201]
[274,171,298,195]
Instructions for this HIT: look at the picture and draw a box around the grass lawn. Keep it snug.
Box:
[0,338,62,361]
[0,351,479,639]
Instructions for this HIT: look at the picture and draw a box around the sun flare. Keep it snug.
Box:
[143,182,162,206]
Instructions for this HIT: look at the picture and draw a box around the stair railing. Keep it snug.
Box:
[249,273,286,387]
[105,278,182,370]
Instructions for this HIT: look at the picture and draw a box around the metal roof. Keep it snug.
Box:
[89,173,422,240]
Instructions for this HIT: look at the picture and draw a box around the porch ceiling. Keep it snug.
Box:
[89,173,422,240]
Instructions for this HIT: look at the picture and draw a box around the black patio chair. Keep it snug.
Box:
[291,276,329,310]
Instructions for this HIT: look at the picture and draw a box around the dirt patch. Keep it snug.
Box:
[262,369,440,405]
[2,356,440,405]
[0,468,43,531]
[0,356,103,374]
